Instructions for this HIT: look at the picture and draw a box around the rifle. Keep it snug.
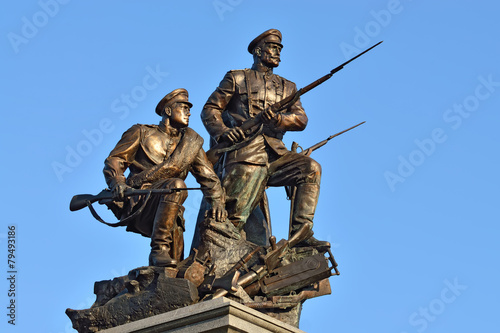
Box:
[300,121,365,155]
[69,187,204,212]
[206,41,382,164]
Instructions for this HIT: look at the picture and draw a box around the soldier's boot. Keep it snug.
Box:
[149,200,180,267]
[288,222,313,248]
[171,221,184,262]
[299,231,331,250]
[290,183,330,250]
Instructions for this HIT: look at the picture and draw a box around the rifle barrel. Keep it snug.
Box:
[127,187,204,197]
[303,121,366,154]
[69,187,204,212]
[326,121,366,140]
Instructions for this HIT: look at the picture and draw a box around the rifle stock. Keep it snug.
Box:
[70,190,112,212]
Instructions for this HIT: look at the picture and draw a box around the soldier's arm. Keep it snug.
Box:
[189,148,226,221]
[103,125,142,197]
[201,71,237,141]
[274,81,308,132]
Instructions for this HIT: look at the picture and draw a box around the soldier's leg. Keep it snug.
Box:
[222,163,268,232]
[268,153,329,249]
[149,178,188,267]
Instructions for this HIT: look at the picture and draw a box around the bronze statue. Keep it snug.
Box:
[103,88,226,267]
[66,31,379,332]
[201,29,329,248]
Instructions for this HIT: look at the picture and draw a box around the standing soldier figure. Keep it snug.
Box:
[201,29,329,248]
[104,88,226,267]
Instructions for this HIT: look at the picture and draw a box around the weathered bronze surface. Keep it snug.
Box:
[200,28,329,249]
[66,29,379,332]
[102,88,226,267]
[66,267,200,332]
[66,228,339,331]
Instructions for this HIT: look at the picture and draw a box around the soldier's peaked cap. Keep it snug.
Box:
[248,29,283,54]
[155,88,193,116]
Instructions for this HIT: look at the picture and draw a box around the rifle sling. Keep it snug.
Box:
[85,191,152,227]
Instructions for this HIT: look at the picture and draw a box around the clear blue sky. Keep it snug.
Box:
[2,1,499,332]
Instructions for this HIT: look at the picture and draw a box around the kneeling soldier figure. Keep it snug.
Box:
[104,88,226,267]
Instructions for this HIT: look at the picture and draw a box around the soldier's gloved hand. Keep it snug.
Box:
[262,107,280,126]
[205,201,227,222]
[221,127,245,144]
[111,183,130,201]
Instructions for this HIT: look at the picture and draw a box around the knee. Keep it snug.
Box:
[170,178,187,189]
[160,178,187,203]
[304,159,321,183]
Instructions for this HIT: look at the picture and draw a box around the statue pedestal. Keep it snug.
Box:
[100,297,306,333]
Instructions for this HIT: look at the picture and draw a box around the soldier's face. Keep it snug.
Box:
[169,102,191,128]
[259,43,282,68]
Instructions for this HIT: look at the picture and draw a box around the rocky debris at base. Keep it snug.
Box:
[66,267,198,333]
[66,220,338,332]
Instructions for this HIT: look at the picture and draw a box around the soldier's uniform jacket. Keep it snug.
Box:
[103,124,223,234]
[201,68,308,166]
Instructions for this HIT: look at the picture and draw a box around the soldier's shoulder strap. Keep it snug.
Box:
[228,69,246,75]
[228,69,247,90]
[226,69,254,114]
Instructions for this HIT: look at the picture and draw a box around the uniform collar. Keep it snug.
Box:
[251,63,274,76]
[157,122,181,137]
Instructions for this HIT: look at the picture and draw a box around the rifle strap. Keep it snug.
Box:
[244,69,255,117]
[85,191,152,227]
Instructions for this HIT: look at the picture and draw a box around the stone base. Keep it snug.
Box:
[100,297,306,333]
